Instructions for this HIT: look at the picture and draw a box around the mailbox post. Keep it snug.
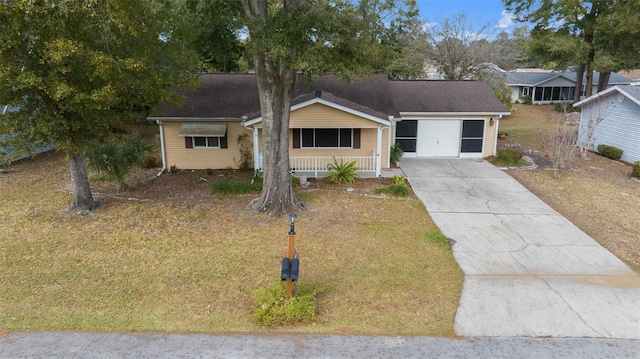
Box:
[282,213,298,299]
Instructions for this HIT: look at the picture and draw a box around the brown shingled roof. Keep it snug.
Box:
[390,80,509,113]
[150,74,509,120]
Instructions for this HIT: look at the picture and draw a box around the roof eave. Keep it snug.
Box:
[244,98,393,127]
[399,111,511,117]
[574,86,640,107]
[147,116,244,122]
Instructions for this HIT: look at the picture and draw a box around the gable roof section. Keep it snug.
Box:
[149,74,510,121]
[149,74,260,120]
[391,80,509,115]
[574,85,640,108]
[244,74,398,125]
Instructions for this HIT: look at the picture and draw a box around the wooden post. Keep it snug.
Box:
[286,232,295,299]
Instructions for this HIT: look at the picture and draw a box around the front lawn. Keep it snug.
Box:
[0,152,463,335]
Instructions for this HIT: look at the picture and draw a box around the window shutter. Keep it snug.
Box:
[185,137,193,149]
[353,128,361,149]
[220,134,228,148]
[293,129,301,149]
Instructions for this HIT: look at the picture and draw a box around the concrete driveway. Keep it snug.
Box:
[400,158,640,339]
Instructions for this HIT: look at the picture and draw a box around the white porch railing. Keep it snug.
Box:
[257,155,377,177]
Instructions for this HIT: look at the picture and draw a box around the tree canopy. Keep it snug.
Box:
[505,0,640,98]
[0,0,197,211]
[236,0,421,216]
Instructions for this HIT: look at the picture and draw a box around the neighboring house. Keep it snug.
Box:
[0,105,53,164]
[148,74,509,177]
[506,71,633,104]
[574,85,640,164]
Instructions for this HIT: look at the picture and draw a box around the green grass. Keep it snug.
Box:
[0,154,463,336]
[498,104,559,150]
[211,178,263,194]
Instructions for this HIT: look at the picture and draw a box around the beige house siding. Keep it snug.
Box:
[290,103,385,128]
[163,121,252,170]
[253,103,392,170]
[484,117,498,157]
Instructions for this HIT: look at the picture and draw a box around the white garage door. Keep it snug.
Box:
[416,119,461,157]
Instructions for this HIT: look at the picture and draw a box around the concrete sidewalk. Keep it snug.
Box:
[0,332,638,359]
[400,158,640,339]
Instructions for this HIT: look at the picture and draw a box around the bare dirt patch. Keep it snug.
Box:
[498,104,640,272]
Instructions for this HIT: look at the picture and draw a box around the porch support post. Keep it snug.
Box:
[376,126,382,177]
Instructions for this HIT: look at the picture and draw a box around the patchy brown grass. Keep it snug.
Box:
[499,104,640,272]
[0,151,462,336]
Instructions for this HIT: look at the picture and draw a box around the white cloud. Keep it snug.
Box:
[496,10,514,29]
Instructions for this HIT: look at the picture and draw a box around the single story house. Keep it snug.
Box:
[148,74,509,177]
[506,71,633,104]
[574,85,640,164]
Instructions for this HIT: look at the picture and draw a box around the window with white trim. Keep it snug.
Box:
[190,136,220,148]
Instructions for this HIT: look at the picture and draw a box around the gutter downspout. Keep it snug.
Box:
[241,117,259,170]
[156,120,167,176]
[376,126,383,177]
[387,116,395,169]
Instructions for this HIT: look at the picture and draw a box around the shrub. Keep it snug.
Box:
[169,165,178,174]
[543,123,578,178]
[374,183,409,197]
[520,95,532,105]
[251,281,319,327]
[633,162,640,178]
[211,178,262,194]
[492,148,524,166]
[84,132,154,191]
[390,143,404,164]
[387,184,409,197]
[235,133,253,171]
[325,157,360,184]
[205,168,214,176]
[140,155,157,169]
[392,174,407,185]
[554,102,577,113]
[597,144,623,160]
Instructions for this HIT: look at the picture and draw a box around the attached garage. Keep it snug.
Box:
[396,118,488,158]
[390,81,510,159]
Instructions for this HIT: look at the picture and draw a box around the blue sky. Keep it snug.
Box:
[416,0,516,31]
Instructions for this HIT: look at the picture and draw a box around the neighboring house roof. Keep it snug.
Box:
[618,69,640,82]
[150,73,509,121]
[505,71,633,87]
[574,85,640,108]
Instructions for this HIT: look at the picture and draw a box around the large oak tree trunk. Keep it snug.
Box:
[249,60,305,216]
[597,71,611,93]
[240,0,306,217]
[68,153,96,213]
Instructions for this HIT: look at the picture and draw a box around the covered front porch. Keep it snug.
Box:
[257,153,379,178]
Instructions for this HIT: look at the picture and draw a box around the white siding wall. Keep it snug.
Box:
[578,93,640,163]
